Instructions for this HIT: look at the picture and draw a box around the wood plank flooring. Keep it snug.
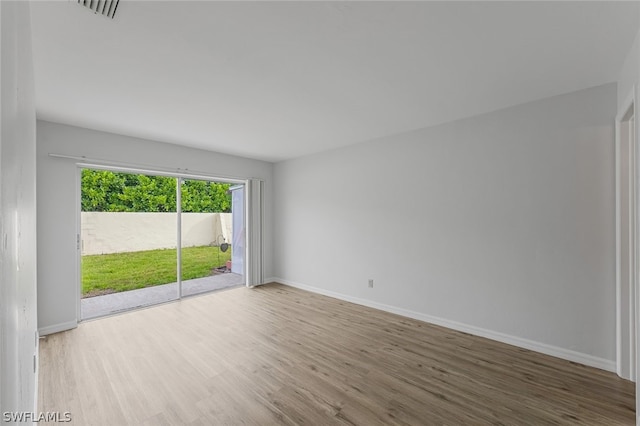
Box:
[38,283,635,425]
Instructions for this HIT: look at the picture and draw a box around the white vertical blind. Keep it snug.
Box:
[246,179,263,287]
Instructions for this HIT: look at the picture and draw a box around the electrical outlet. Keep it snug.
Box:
[368,279,374,288]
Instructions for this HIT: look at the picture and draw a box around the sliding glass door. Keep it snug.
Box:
[79,168,247,320]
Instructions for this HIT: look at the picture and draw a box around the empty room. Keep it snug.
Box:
[2,1,640,424]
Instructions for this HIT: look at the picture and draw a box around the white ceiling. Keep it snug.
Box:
[30,1,639,162]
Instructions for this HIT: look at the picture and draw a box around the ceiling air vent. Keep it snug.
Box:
[77,0,120,19]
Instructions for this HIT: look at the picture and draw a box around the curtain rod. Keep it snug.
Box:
[47,153,263,183]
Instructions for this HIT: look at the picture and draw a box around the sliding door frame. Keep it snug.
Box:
[75,162,253,320]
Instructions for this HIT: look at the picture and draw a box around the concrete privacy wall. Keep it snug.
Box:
[81,212,232,255]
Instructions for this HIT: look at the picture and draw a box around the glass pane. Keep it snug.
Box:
[180,179,244,297]
[80,169,178,319]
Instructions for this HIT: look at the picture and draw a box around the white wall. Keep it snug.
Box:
[618,29,639,112]
[81,212,232,255]
[0,1,39,418]
[617,22,640,420]
[37,121,273,334]
[274,83,617,370]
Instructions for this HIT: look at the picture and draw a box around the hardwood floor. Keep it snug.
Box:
[38,283,634,425]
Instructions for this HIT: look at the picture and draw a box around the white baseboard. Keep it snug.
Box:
[274,278,616,373]
[38,320,77,336]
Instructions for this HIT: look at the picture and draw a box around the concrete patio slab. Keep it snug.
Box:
[81,273,244,320]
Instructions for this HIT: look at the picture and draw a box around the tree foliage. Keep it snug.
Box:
[181,179,231,213]
[81,169,231,213]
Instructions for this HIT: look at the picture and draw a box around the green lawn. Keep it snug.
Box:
[82,246,231,297]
